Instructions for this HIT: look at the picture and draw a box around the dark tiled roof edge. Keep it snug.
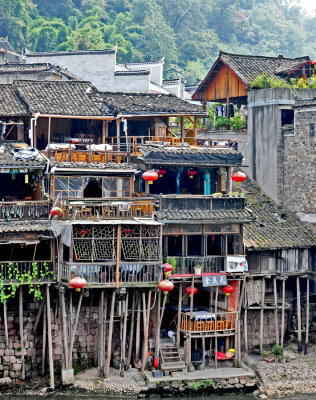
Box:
[115,70,150,76]
[25,49,116,57]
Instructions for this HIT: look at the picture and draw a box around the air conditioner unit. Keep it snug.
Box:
[226,256,248,273]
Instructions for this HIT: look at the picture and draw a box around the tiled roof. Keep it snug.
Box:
[0,38,16,53]
[0,220,50,233]
[50,161,137,171]
[0,84,28,116]
[219,51,309,85]
[115,70,150,76]
[155,209,252,223]
[0,63,54,73]
[243,179,316,250]
[14,80,113,116]
[293,98,316,109]
[139,145,243,166]
[0,142,47,168]
[193,51,310,99]
[25,49,116,57]
[101,92,206,116]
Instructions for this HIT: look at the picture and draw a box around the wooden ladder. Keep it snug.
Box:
[160,345,186,373]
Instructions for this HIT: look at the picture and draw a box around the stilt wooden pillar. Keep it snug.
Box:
[46,285,55,389]
[141,290,152,374]
[19,286,25,380]
[304,278,310,355]
[41,303,47,375]
[273,277,279,345]
[121,292,129,376]
[105,290,116,378]
[98,290,105,377]
[259,278,265,354]
[60,290,69,370]
[214,286,218,369]
[297,276,302,353]
[188,277,195,368]
[135,295,141,363]
[3,302,8,348]
[177,283,182,347]
[280,278,286,348]
[126,292,135,370]
[68,290,84,368]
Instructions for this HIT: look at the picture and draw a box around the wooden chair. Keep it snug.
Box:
[194,320,205,331]
[206,320,215,331]
[224,320,234,330]
[216,320,225,331]
[92,153,105,163]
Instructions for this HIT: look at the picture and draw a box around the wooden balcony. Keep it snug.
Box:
[0,261,55,284]
[159,195,245,211]
[170,256,225,275]
[60,262,162,287]
[180,311,237,337]
[0,200,51,220]
[60,198,158,220]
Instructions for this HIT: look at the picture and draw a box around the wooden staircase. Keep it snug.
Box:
[160,345,186,374]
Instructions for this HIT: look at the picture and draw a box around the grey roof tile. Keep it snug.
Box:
[242,179,316,250]
[155,209,252,223]
[0,84,28,116]
[50,161,137,170]
[0,220,50,233]
[0,142,47,168]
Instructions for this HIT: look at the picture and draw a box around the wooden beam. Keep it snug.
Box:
[46,285,55,389]
[105,290,116,378]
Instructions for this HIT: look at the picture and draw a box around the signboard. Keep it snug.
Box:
[202,274,227,287]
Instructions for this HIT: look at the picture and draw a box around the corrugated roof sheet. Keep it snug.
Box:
[243,179,316,250]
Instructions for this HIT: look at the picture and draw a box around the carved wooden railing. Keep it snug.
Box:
[0,201,51,220]
[180,311,237,333]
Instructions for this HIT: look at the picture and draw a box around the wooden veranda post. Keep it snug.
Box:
[297,276,302,353]
[304,278,310,355]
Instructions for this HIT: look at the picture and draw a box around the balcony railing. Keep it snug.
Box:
[170,256,225,275]
[60,262,162,286]
[0,261,55,284]
[180,311,237,334]
[158,195,245,211]
[0,201,51,220]
[60,198,158,220]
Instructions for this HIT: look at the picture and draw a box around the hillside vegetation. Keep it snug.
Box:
[1,0,316,84]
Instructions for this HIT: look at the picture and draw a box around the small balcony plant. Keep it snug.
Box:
[194,263,203,275]
[212,192,223,198]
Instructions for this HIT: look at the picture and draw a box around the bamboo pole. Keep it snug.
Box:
[46,285,54,389]
[273,277,279,345]
[60,290,69,370]
[141,290,152,374]
[281,278,286,348]
[304,278,310,355]
[259,278,265,354]
[19,286,25,380]
[135,296,141,363]
[105,290,116,378]
[297,276,302,353]
[126,292,135,370]
[177,283,182,348]
[3,302,8,348]
[41,303,47,375]
[68,290,84,368]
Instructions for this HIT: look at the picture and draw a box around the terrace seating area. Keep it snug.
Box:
[180,311,236,335]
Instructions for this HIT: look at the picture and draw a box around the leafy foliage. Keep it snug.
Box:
[2,0,316,81]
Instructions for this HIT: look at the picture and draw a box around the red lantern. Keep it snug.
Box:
[222,285,234,296]
[158,279,174,294]
[69,277,87,291]
[231,171,246,183]
[311,61,316,65]
[186,287,198,297]
[50,206,62,217]
[187,169,197,179]
[143,170,158,185]
[153,357,159,369]
[163,263,173,276]
[158,168,166,178]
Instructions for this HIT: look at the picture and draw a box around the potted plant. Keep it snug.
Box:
[228,192,234,198]
[212,192,223,198]
[166,256,177,274]
[272,345,283,363]
[215,116,230,131]
[229,114,246,131]
[194,264,203,275]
